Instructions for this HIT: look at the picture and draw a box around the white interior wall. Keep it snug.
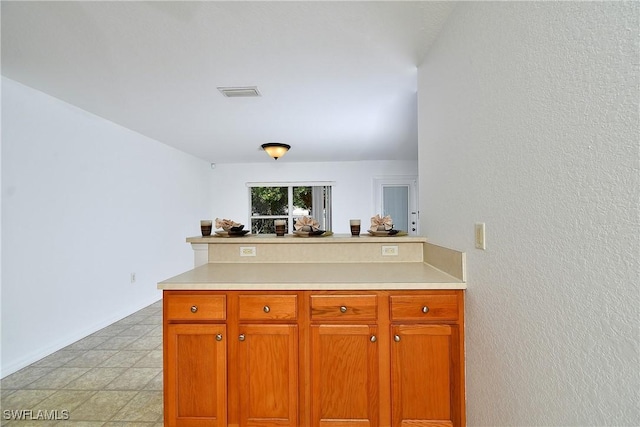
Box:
[1,77,212,377]
[418,2,639,425]
[207,161,417,235]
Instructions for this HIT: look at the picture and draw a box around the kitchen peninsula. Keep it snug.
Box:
[158,234,467,427]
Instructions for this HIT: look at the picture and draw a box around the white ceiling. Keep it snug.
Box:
[2,1,455,164]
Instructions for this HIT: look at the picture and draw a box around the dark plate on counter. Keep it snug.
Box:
[215,230,250,237]
[293,230,333,237]
[367,229,406,236]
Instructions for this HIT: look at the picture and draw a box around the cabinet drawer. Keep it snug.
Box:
[310,294,377,321]
[165,294,226,321]
[390,294,458,321]
[238,295,298,320]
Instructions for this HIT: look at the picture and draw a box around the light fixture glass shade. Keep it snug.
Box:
[261,143,290,160]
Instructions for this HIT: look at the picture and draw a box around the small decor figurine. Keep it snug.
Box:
[214,218,249,236]
[292,216,331,237]
[294,216,320,232]
[370,214,393,231]
[215,218,243,231]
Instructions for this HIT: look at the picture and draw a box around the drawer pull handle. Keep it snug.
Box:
[239,334,246,342]
[394,335,401,342]
[263,305,270,313]
[422,306,430,314]
[190,305,198,313]
[340,306,348,313]
[215,334,223,341]
[370,335,377,343]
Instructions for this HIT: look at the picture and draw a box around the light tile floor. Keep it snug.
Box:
[1,300,164,426]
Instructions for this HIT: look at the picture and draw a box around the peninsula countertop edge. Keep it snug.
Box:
[157,261,466,290]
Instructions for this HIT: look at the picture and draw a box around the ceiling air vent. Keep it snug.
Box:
[217,86,261,98]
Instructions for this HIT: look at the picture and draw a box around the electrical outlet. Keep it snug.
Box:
[475,223,486,250]
[240,246,256,257]
[130,273,136,283]
[382,245,399,256]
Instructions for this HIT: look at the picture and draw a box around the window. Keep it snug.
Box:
[248,183,333,234]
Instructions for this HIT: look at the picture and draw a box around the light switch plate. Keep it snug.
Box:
[475,223,486,250]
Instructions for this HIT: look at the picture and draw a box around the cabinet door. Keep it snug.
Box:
[165,323,227,427]
[237,324,298,427]
[310,324,379,427]
[391,324,458,427]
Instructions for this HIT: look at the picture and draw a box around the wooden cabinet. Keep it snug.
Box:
[389,293,465,427]
[391,324,459,427]
[163,290,465,427]
[237,324,299,426]
[164,291,301,427]
[164,292,228,427]
[237,294,299,427]
[310,293,380,426]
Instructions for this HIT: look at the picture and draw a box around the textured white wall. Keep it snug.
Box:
[418,2,639,425]
[207,160,417,235]
[1,78,212,376]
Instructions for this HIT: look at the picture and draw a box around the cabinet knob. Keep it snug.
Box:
[215,334,223,341]
[370,335,377,343]
[394,335,401,342]
[190,305,198,313]
[422,306,430,314]
[263,305,270,313]
[239,334,246,342]
[340,306,348,313]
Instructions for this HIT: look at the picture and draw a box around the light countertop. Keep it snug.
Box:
[157,262,466,290]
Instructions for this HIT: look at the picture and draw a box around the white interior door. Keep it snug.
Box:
[374,177,418,235]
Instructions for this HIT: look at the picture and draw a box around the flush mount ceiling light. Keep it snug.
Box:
[261,143,290,160]
[217,86,261,97]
